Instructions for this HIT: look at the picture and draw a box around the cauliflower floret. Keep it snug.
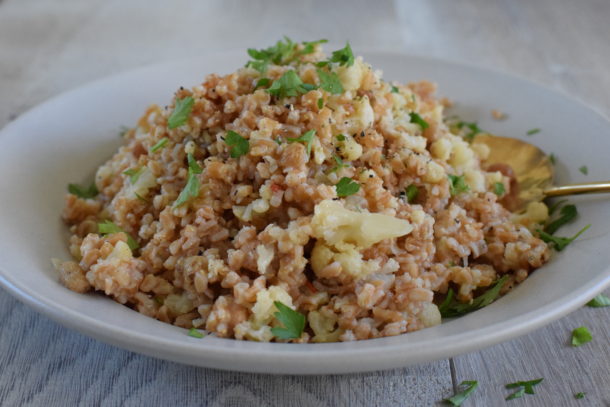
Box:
[336,58,365,91]
[430,138,452,161]
[126,167,157,200]
[422,161,445,183]
[337,134,363,161]
[311,200,413,249]
[418,303,441,327]
[449,137,477,170]
[512,201,549,231]
[464,169,486,193]
[311,241,381,280]
[343,96,375,135]
[256,244,274,274]
[308,310,343,342]
[251,285,294,327]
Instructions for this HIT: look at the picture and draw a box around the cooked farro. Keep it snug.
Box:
[56,39,550,342]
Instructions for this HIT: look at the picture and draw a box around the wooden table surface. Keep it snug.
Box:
[1,0,609,405]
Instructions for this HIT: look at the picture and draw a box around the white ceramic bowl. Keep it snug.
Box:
[0,50,609,374]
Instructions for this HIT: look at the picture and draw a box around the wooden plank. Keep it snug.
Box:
[0,288,453,406]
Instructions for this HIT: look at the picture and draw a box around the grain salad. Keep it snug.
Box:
[56,39,552,343]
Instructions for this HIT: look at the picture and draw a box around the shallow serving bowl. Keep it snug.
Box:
[0,50,608,374]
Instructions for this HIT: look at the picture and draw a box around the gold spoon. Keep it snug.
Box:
[474,133,610,212]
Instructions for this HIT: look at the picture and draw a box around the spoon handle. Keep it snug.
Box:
[544,181,610,197]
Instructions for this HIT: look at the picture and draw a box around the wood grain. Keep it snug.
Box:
[0,0,609,405]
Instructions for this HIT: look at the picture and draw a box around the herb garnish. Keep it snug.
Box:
[409,112,429,129]
[571,326,592,346]
[549,153,556,164]
[225,130,250,158]
[448,174,470,196]
[574,392,586,399]
[317,98,324,109]
[335,177,360,197]
[527,128,541,136]
[68,182,99,199]
[123,167,145,184]
[548,199,568,215]
[254,77,271,90]
[505,378,543,400]
[579,165,588,175]
[188,328,205,338]
[173,153,203,208]
[98,220,139,251]
[329,154,348,173]
[391,86,399,93]
[538,224,590,251]
[405,184,419,203]
[456,120,482,142]
[329,42,354,67]
[270,301,306,340]
[267,70,316,99]
[168,96,194,129]
[246,37,327,72]
[544,204,577,235]
[287,129,316,155]
[493,182,505,196]
[317,69,344,94]
[443,380,478,406]
[439,275,508,318]
[587,294,610,307]
[336,134,346,141]
[150,137,169,153]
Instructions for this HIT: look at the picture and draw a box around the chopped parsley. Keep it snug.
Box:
[335,177,360,197]
[329,154,349,173]
[527,128,541,136]
[579,165,588,175]
[571,326,592,346]
[336,134,346,141]
[316,69,344,94]
[448,174,470,196]
[574,392,586,399]
[270,301,306,340]
[409,112,429,129]
[188,328,205,338]
[505,378,543,400]
[544,203,577,235]
[150,137,169,153]
[254,77,271,90]
[456,120,483,142]
[246,37,327,72]
[287,129,316,155]
[225,130,250,158]
[587,294,610,307]
[538,224,590,251]
[68,182,99,199]
[549,153,556,165]
[317,98,324,109]
[493,182,505,196]
[123,167,145,184]
[300,39,328,55]
[168,96,194,129]
[443,380,478,406]
[267,70,316,99]
[391,86,399,93]
[439,275,509,318]
[405,184,419,203]
[173,153,203,208]
[329,42,354,67]
[548,199,568,215]
[98,220,139,251]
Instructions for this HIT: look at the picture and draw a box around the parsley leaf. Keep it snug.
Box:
[571,326,592,346]
[188,328,204,338]
[549,153,556,165]
[287,129,316,155]
[329,154,349,173]
[545,204,577,235]
[225,130,250,158]
[405,184,419,203]
[579,165,588,175]
[317,69,344,94]
[443,380,478,406]
[448,174,470,196]
[329,42,354,66]
[336,134,346,141]
[174,153,203,208]
[168,96,194,129]
[538,224,590,251]
[246,36,296,72]
[270,301,306,340]
[391,86,399,93]
[548,199,568,215]
[409,112,429,129]
[574,392,586,399]
[300,39,327,55]
[68,182,99,199]
[317,98,324,109]
[98,220,139,251]
[267,70,316,99]
[439,275,509,318]
[254,77,271,90]
[335,177,360,197]
[493,182,505,196]
[456,120,483,142]
[527,128,541,136]
[150,137,169,153]
[123,167,145,184]
[587,294,610,307]
[505,378,543,400]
